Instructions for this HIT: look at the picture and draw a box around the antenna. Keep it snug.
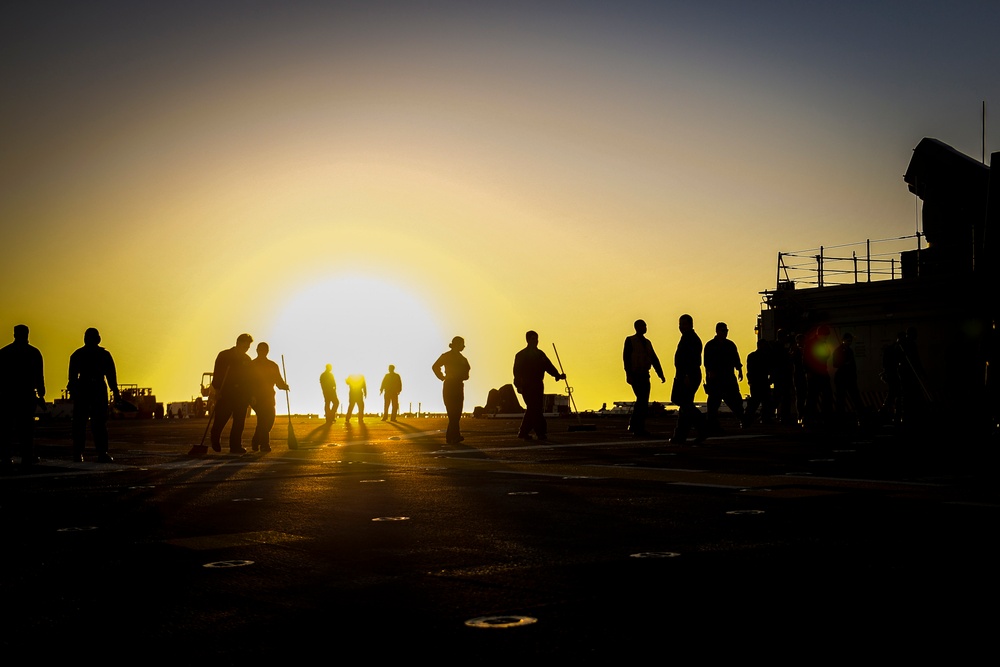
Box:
[983,100,987,165]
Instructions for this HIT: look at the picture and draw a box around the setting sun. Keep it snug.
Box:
[264,274,446,415]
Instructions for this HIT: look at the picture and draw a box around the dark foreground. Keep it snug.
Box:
[2,413,997,661]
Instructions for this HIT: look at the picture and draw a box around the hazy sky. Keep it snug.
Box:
[2,1,997,413]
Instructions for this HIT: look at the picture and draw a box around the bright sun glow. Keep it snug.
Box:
[264,274,447,415]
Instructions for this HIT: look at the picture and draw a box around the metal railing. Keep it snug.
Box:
[775,233,923,288]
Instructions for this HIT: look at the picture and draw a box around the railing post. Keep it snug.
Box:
[866,239,871,282]
[891,258,895,280]
[776,252,782,289]
[853,251,858,284]
[817,246,824,287]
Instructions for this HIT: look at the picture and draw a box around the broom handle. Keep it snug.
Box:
[281,355,292,419]
[552,344,582,420]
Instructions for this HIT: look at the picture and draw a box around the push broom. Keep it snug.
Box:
[282,355,298,450]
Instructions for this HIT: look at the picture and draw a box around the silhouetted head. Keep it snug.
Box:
[84,328,101,346]
[906,326,918,341]
[678,314,693,333]
[715,322,728,338]
[236,333,253,353]
[525,330,539,346]
[13,324,28,342]
[388,364,395,372]
[633,319,647,335]
[450,336,465,351]
[842,332,854,344]
[325,364,332,372]
[256,342,269,357]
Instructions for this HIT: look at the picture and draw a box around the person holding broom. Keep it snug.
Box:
[250,342,289,452]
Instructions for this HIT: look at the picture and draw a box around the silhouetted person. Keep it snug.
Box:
[671,314,706,444]
[880,332,905,423]
[211,333,253,454]
[68,328,119,463]
[433,336,470,445]
[320,364,339,423]
[832,332,864,426]
[704,322,745,432]
[772,330,795,425]
[623,319,666,436]
[345,374,367,423]
[513,330,565,440]
[0,324,45,469]
[898,326,927,423]
[744,339,772,426]
[802,324,834,428]
[790,333,808,424]
[250,342,288,452]
[380,365,402,422]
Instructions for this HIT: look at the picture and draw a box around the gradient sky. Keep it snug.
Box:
[2,1,997,414]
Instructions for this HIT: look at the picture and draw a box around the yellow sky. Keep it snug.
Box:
[2,4,995,413]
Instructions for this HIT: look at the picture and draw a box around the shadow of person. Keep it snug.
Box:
[299,422,330,447]
[387,420,422,434]
[343,420,369,443]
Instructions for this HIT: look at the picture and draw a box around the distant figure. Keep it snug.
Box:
[513,331,565,440]
[345,374,367,424]
[0,324,45,469]
[703,322,745,432]
[802,324,835,427]
[832,332,864,425]
[622,319,666,437]
[210,333,254,454]
[670,314,705,444]
[67,328,120,463]
[898,326,927,423]
[432,336,470,445]
[744,339,773,426]
[879,332,905,423]
[790,333,808,424]
[380,365,402,422]
[320,364,339,423]
[250,343,289,452]
[772,330,795,425]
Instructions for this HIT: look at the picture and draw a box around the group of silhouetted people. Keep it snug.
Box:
[620,315,922,442]
[1,325,120,469]
[209,333,290,453]
[318,364,403,426]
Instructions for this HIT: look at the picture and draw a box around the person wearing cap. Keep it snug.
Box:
[210,333,254,454]
[0,324,45,468]
[670,314,706,444]
[67,328,119,463]
[249,342,289,452]
[380,365,402,422]
[320,364,339,423]
[623,319,666,437]
[432,336,470,445]
[703,321,745,433]
[344,373,367,424]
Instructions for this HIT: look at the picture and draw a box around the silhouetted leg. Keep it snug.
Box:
[72,398,90,457]
[520,389,544,438]
[443,381,464,443]
[629,378,651,435]
[90,398,110,455]
[253,405,275,451]
[229,402,249,452]
[212,398,235,451]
